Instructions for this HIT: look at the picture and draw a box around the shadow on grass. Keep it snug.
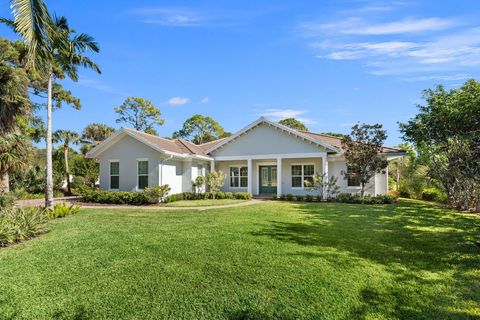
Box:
[252,200,480,319]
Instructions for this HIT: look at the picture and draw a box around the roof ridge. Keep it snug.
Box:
[300,130,343,140]
[123,127,174,143]
[175,138,196,154]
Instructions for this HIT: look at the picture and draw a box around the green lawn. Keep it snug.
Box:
[0,200,479,319]
[163,199,246,207]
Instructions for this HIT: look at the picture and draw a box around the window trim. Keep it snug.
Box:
[109,160,120,191]
[197,164,204,177]
[291,163,315,189]
[137,159,149,191]
[229,165,248,189]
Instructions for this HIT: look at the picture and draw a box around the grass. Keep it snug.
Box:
[0,200,479,319]
[163,199,246,207]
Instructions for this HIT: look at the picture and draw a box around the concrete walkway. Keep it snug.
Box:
[16,197,265,211]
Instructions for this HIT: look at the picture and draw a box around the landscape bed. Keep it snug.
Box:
[0,200,478,319]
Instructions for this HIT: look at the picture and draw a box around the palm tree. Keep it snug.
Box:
[80,123,115,154]
[53,129,78,195]
[0,133,32,192]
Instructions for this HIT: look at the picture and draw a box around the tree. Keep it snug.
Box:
[400,79,480,211]
[341,123,388,198]
[206,170,226,199]
[114,97,164,134]
[53,129,79,195]
[28,16,99,209]
[71,155,99,188]
[173,114,226,144]
[279,118,308,131]
[80,123,115,154]
[0,133,32,192]
[321,132,347,139]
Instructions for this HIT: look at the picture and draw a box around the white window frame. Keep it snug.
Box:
[136,158,149,191]
[346,165,361,188]
[291,163,315,189]
[197,164,204,177]
[109,160,120,191]
[229,165,248,189]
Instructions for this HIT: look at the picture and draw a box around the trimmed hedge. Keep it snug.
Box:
[336,193,397,204]
[421,188,447,203]
[79,185,170,205]
[164,192,251,203]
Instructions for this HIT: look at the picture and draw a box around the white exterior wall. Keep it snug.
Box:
[99,135,160,192]
[159,158,184,194]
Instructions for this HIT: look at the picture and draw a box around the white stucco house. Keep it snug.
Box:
[86,117,405,196]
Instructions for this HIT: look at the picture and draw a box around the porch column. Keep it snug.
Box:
[210,160,215,172]
[247,158,253,194]
[277,157,282,195]
[322,155,329,199]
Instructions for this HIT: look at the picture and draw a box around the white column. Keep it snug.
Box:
[247,158,253,195]
[210,160,215,172]
[322,155,329,199]
[277,157,282,195]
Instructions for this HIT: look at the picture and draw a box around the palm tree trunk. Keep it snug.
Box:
[0,172,9,193]
[45,72,54,210]
[64,144,71,195]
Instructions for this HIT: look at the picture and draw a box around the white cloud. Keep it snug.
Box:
[167,97,190,105]
[259,108,317,125]
[200,97,210,103]
[302,17,456,36]
[135,8,202,27]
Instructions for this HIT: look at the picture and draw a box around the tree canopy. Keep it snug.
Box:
[279,118,308,131]
[114,97,164,135]
[400,79,480,211]
[341,123,388,198]
[173,114,229,144]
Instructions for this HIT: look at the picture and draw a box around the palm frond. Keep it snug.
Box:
[72,33,99,53]
[9,0,52,70]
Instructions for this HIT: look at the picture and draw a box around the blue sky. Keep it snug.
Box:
[2,0,480,146]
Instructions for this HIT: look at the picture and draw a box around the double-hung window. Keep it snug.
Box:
[110,161,119,190]
[137,160,149,190]
[347,166,361,187]
[291,164,315,188]
[197,164,204,177]
[230,166,248,188]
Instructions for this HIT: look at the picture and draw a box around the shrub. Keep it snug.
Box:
[224,192,234,199]
[296,195,304,201]
[46,203,80,219]
[388,190,400,199]
[336,193,396,205]
[285,194,294,201]
[234,192,252,200]
[80,186,171,205]
[279,194,286,200]
[0,207,47,246]
[271,194,278,200]
[206,171,226,199]
[421,188,447,203]
[144,185,171,204]
[0,193,16,209]
[305,194,313,202]
[216,192,226,200]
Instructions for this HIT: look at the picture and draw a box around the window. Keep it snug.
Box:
[291,164,315,188]
[110,161,119,189]
[230,166,248,188]
[347,166,361,187]
[291,165,302,188]
[137,160,149,190]
[197,165,203,177]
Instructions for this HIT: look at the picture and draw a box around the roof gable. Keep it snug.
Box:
[206,117,340,155]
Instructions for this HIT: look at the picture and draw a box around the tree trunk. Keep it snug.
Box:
[64,144,71,195]
[396,167,400,191]
[360,183,365,199]
[0,172,9,193]
[45,73,54,210]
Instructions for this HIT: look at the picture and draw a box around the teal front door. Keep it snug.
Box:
[259,166,277,194]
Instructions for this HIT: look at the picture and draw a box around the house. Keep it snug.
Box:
[86,117,405,196]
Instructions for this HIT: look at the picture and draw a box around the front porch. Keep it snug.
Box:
[211,154,328,196]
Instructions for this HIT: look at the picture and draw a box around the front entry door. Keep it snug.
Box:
[259,166,277,194]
